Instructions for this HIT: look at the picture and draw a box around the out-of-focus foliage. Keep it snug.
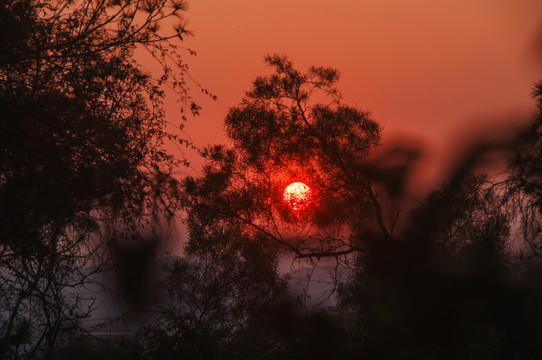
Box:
[334,84,542,358]
[337,176,540,359]
[0,0,194,357]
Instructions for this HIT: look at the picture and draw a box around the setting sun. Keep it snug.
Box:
[283,182,312,211]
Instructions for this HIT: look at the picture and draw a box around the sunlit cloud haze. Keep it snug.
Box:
[171,0,542,191]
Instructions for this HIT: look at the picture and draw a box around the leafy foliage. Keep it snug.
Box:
[133,247,287,360]
[0,0,194,356]
[497,81,542,253]
[337,176,542,359]
[182,55,384,265]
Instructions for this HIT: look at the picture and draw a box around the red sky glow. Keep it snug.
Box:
[168,0,542,191]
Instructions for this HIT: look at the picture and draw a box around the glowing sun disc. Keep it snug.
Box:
[283,182,311,210]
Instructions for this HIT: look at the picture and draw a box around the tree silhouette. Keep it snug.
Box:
[182,55,390,269]
[0,0,194,356]
[337,176,529,359]
[132,244,288,360]
[496,81,542,255]
[334,84,542,358]
[2,4,542,354]
[178,55,542,359]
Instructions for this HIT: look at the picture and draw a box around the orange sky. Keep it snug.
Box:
[173,0,542,188]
